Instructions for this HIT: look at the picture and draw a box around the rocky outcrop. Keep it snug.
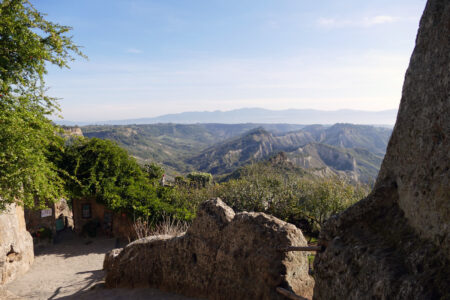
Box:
[63,126,83,137]
[313,0,450,299]
[104,198,314,299]
[0,204,34,285]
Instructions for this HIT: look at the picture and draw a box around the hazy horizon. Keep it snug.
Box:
[54,107,398,126]
[36,0,426,121]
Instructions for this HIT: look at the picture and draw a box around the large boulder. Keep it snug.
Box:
[0,204,34,285]
[313,0,450,299]
[104,198,314,299]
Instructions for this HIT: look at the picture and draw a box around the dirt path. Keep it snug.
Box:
[4,231,196,300]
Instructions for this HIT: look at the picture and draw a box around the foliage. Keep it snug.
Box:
[298,178,367,228]
[0,0,84,209]
[164,162,369,235]
[60,138,174,221]
[58,136,368,233]
[218,164,368,232]
[81,123,391,184]
[0,98,67,209]
[186,172,213,188]
[143,162,165,183]
[163,183,212,219]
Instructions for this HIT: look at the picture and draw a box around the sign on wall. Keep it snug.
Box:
[41,209,52,218]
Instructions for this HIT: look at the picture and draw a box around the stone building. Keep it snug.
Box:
[24,199,73,236]
[72,198,135,240]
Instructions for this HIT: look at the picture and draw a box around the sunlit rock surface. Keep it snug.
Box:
[0,204,34,285]
[313,0,450,298]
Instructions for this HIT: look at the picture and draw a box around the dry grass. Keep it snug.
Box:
[133,216,189,240]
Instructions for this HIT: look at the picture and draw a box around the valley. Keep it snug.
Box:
[77,123,392,184]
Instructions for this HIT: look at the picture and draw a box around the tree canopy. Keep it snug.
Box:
[60,138,186,221]
[0,0,84,209]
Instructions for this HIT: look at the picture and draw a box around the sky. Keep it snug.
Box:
[33,0,427,122]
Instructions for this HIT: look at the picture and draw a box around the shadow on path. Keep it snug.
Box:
[34,229,118,259]
[47,270,104,300]
[5,230,195,299]
[55,285,199,300]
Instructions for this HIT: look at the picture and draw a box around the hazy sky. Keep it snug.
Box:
[34,0,427,122]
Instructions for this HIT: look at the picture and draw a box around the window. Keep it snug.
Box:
[82,204,92,219]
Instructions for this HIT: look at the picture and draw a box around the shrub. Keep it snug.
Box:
[133,215,188,240]
[60,138,177,222]
[165,162,369,235]
[186,172,213,188]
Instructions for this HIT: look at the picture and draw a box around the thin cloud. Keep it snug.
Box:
[363,15,398,26]
[317,15,399,28]
[126,48,143,54]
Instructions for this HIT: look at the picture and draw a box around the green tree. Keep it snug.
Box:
[0,0,84,209]
[187,172,213,188]
[179,161,369,235]
[61,138,189,222]
[143,163,165,183]
[62,138,150,212]
[298,177,364,231]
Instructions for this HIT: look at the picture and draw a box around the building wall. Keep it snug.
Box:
[72,198,135,240]
[25,199,73,235]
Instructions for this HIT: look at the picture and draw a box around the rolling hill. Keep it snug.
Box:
[75,123,392,183]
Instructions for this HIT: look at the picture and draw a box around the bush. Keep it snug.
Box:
[133,215,188,240]
[186,172,213,188]
[163,162,369,235]
[60,138,185,222]
[143,163,165,183]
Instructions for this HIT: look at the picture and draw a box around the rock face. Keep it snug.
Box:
[0,204,34,285]
[313,0,450,299]
[104,198,314,299]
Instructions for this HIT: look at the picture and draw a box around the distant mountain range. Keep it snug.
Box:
[77,123,392,183]
[56,108,398,126]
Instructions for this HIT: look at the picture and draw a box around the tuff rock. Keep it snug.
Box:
[313,0,450,299]
[104,198,314,299]
[0,204,34,285]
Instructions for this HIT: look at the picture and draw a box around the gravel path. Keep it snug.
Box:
[4,231,196,300]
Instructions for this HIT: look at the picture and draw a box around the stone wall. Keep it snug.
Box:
[0,204,34,285]
[313,0,450,298]
[104,198,314,300]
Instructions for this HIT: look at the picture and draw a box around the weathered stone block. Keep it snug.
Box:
[104,198,314,299]
[0,204,34,285]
